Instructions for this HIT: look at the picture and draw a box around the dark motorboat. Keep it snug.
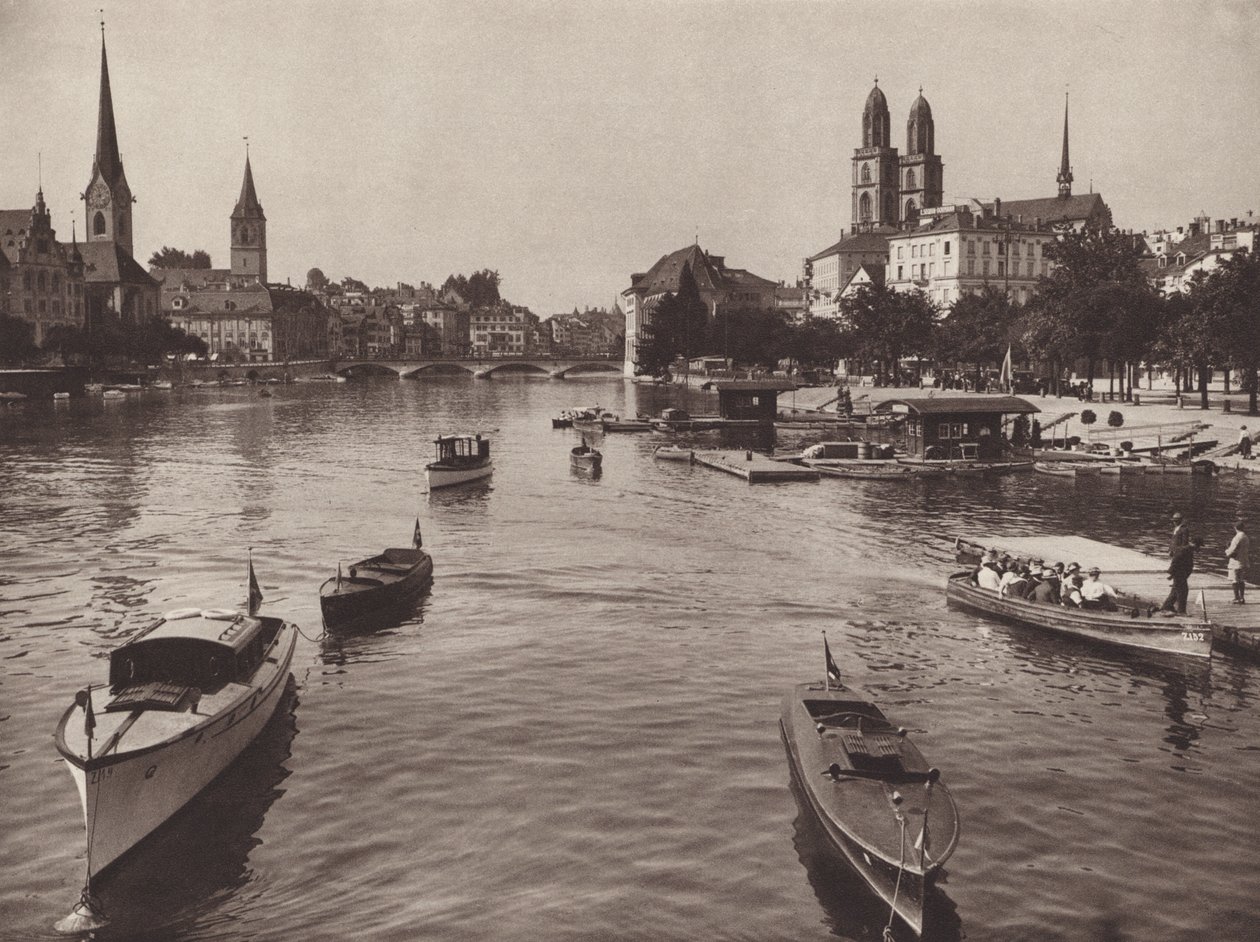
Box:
[570,441,602,472]
[780,642,960,938]
[320,523,433,627]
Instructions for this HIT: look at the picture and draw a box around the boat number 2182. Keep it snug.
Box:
[1181,631,1207,642]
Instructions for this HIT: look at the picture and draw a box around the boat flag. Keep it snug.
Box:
[248,552,263,615]
[824,633,841,687]
[82,687,95,737]
[999,344,1013,393]
[413,518,424,549]
[915,821,932,861]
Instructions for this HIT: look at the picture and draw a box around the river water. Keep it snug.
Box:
[1,376,1259,942]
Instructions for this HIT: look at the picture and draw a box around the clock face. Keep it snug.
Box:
[88,181,110,209]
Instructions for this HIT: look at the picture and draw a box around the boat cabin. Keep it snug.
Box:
[433,434,489,466]
[707,380,798,424]
[107,611,281,702]
[875,396,1038,460]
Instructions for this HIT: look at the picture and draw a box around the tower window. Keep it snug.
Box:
[859,192,872,222]
[861,163,871,184]
[93,212,106,236]
[906,169,916,190]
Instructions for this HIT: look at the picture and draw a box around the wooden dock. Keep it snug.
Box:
[692,449,819,483]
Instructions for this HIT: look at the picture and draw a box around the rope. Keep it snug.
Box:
[292,621,325,644]
[883,813,908,942]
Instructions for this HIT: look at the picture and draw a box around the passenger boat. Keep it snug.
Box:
[425,434,493,489]
[570,441,603,472]
[653,445,693,462]
[949,535,1212,659]
[600,414,653,432]
[54,592,297,890]
[814,463,927,480]
[319,526,433,627]
[780,643,960,937]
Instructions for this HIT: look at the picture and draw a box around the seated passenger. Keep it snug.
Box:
[1078,567,1119,611]
[999,565,1030,599]
[976,558,1003,592]
[1063,575,1085,607]
[1030,568,1061,604]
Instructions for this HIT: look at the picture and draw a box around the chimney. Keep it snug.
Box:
[994,197,1002,217]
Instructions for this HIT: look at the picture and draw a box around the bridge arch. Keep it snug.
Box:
[549,361,624,378]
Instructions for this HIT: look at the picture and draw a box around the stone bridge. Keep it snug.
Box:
[332,355,624,379]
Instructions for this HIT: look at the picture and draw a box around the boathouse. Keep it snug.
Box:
[705,379,798,424]
[875,396,1039,459]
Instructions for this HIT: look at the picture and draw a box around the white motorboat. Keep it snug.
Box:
[425,434,493,489]
[55,607,297,883]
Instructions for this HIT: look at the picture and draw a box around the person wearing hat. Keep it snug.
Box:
[1170,512,1189,558]
[1079,567,1119,611]
[1030,567,1061,605]
[1226,520,1251,604]
[1161,536,1203,615]
[1240,426,1253,460]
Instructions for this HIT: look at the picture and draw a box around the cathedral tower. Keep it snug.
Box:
[230,152,267,284]
[1057,93,1073,199]
[83,27,134,255]
[898,89,944,224]
[851,81,900,229]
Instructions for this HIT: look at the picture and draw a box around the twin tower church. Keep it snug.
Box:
[851,81,945,229]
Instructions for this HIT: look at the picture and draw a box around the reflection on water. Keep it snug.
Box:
[92,681,300,941]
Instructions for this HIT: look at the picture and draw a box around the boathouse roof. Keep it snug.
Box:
[875,396,1039,415]
[702,379,799,392]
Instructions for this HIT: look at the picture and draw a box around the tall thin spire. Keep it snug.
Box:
[1057,91,1073,199]
[94,21,123,185]
[234,148,263,216]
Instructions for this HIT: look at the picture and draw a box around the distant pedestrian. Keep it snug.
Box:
[1226,520,1251,604]
[1161,536,1203,615]
[1240,426,1253,459]
[1169,512,1189,558]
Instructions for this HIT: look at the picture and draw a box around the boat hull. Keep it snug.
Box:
[570,452,602,472]
[425,461,493,489]
[319,552,433,626]
[58,620,297,879]
[780,683,958,937]
[946,573,1212,659]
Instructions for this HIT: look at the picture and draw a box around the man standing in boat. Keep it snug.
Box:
[1226,520,1250,604]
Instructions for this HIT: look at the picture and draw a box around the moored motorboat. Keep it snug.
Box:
[780,641,959,937]
[1033,461,1103,477]
[425,434,493,489]
[54,568,297,905]
[570,441,603,472]
[320,523,433,627]
[813,463,928,480]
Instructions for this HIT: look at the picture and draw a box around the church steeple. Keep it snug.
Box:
[852,80,900,230]
[84,22,134,254]
[1057,92,1073,199]
[231,145,267,284]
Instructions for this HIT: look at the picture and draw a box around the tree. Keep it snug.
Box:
[41,324,90,366]
[148,246,211,269]
[708,306,788,367]
[0,313,38,366]
[1191,248,1260,415]
[442,270,502,308]
[937,284,1021,387]
[839,283,935,386]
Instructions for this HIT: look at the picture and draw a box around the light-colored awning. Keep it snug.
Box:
[963,534,1168,574]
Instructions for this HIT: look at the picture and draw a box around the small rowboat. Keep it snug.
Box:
[1034,461,1103,477]
[1100,462,1144,476]
[570,442,603,472]
[320,546,433,627]
[814,463,926,480]
[653,445,693,462]
[780,666,959,937]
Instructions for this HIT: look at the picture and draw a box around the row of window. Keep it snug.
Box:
[20,270,79,293]
[16,298,84,317]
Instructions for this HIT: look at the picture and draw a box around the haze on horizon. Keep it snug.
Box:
[2,0,1257,315]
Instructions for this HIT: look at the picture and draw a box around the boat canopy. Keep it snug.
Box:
[433,434,489,462]
[109,611,279,692]
[965,534,1169,574]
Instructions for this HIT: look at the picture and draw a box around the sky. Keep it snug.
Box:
[1,0,1258,315]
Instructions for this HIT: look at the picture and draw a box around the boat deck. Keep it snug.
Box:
[692,450,819,482]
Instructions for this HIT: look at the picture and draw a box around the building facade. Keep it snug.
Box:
[621,244,779,375]
[0,192,86,345]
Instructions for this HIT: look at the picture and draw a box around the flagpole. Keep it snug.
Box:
[823,631,829,691]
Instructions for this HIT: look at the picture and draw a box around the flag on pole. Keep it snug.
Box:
[248,552,263,615]
[413,518,423,549]
[83,688,96,737]
[824,633,841,686]
[999,344,1013,393]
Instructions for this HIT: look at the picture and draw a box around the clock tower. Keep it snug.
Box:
[230,152,267,285]
[84,27,134,256]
